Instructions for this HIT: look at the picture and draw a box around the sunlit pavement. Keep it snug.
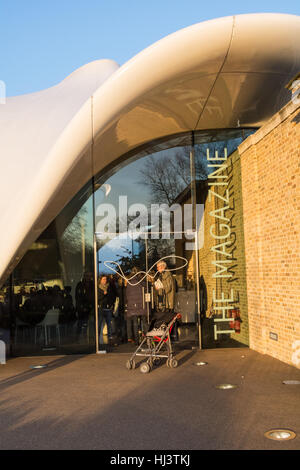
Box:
[0,348,299,450]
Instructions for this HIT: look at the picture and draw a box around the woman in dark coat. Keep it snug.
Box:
[98,275,116,341]
[125,267,148,344]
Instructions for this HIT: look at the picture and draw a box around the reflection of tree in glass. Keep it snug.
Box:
[62,206,93,255]
[147,238,175,270]
[139,147,207,205]
[115,243,146,275]
[194,138,242,171]
[112,239,176,277]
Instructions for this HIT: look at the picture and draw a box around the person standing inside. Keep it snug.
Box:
[98,275,116,343]
[155,261,175,311]
[114,277,126,343]
[153,260,178,340]
[125,267,147,344]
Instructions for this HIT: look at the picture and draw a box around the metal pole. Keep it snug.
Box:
[93,232,99,353]
[145,236,150,324]
[190,134,202,350]
[91,95,99,353]
[194,229,202,350]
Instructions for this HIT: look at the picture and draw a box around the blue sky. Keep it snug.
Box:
[1,0,300,96]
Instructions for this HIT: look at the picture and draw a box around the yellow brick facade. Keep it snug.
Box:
[239,100,300,367]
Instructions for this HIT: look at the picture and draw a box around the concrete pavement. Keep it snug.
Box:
[0,348,299,450]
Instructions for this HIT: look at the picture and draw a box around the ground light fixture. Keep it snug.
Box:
[282,380,300,385]
[264,429,296,441]
[29,365,48,369]
[215,384,237,390]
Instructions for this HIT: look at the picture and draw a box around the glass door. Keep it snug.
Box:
[145,231,199,350]
[95,229,200,353]
[95,231,148,352]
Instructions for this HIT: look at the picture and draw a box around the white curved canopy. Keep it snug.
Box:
[0,13,300,283]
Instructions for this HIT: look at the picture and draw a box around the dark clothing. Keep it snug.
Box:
[99,308,113,340]
[116,284,125,314]
[126,315,148,342]
[75,279,94,321]
[125,277,147,318]
[98,284,116,310]
[115,284,126,341]
[154,271,176,311]
[149,309,174,331]
[59,292,76,324]
[98,283,117,341]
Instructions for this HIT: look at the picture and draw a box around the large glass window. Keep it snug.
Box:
[0,279,11,360]
[10,181,95,356]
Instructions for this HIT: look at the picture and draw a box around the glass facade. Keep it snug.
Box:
[9,181,95,356]
[0,129,256,356]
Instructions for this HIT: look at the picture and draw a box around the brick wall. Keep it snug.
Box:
[239,99,300,367]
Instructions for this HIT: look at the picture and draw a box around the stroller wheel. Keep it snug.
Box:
[148,358,153,369]
[140,362,150,374]
[126,360,135,370]
[169,358,178,368]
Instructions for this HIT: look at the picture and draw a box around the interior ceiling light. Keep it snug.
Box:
[215,384,237,390]
[194,362,208,366]
[264,429,296,441]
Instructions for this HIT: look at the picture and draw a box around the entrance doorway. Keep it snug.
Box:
[95,230,200,353]
[93,130,252,353]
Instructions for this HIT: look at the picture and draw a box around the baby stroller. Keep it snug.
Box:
[126,312,181,374]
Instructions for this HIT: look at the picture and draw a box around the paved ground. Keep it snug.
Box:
[0,348,299,450]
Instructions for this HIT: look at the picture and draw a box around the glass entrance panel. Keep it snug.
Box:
[146,232,199,349]
[94,139,199,352]
[95,230,199,352]
[96,232,148,351]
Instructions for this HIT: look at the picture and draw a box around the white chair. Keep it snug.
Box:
[34,307,61,346]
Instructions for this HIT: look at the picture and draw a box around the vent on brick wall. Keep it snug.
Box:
[269,332,278,341]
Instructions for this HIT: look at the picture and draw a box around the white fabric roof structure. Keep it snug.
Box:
[0,13,300,283]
